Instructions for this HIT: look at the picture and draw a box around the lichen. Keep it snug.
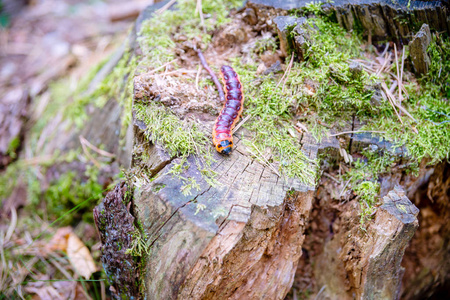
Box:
[93,182,142,299]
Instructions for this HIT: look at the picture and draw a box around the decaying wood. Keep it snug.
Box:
[401,162,450,299]
[132,131,324,299]
[93,183,140,299]
[88,0,450,299]
[314,186,419,299]
[409,24,432,75]
[248,0,449,43]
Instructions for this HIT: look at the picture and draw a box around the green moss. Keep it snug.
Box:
[354,181,379,223]
[0,161,22,201]
[365,34,450,164]
[239,77,318,184]
[234,10,446,217]
[134,102,216,191]
[138,0,243,66]
[134,0,244,195]
[31,56,110,138]
[340,148,394,224]
[227,17,377,185]
[43,166,103,225]
[133,1,448,222]
[7,136,20,159]
[135,103,213,160]
[151,183,166,193]
[254,36,278,54]
[63,49,138,132]
[426,33,450,95]
[125,229,150,257]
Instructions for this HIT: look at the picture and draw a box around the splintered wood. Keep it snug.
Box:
[133,133,318,300]
[314,186,419,299]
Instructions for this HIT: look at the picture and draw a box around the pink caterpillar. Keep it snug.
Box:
[212,66,244,155]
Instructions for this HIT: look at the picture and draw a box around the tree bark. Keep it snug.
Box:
[90,1,450,299]
[132,130,324,299]
[314,186,419,300]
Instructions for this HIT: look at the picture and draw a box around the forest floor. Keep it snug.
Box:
[0,0,156,298]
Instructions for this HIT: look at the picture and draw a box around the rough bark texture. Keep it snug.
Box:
[248,0,449,44]
[409,23,432,75]
[290,159,449,300]
[314,186,419,300]
[400,162,450,299]
[90,1,450,299]
[132,130,324,299]
[93,183,140,299]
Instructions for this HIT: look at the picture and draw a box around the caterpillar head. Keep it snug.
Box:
[217,140,232,155]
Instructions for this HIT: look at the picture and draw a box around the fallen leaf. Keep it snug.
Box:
[46,226,72,253]
[67,232,97,279]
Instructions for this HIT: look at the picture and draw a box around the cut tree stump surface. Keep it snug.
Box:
[89,0,450,299]
[133,129,335,299]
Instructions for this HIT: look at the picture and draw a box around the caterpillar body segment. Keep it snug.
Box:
[212,65,244,155]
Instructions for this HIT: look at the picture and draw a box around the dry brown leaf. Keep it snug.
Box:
[67,232,97,280]
[46,226,72,253]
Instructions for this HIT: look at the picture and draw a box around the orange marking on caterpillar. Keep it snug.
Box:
[212,65,244,155]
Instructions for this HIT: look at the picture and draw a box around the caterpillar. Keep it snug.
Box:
[212,65,244,155]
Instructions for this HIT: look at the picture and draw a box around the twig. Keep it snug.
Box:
[49,253,73,280]
[195,64,201,91]
[339,178,352,198]
[79,136,115,158]
[393,44,404,106]
[5,207,17,243]
[21,155,54,166]
[323,172,341,184]
[276,52,294,89]
[426,120,450,125]
[196,0,205,33]
[315,285,327,300]
[389,80,398,94]
[375,52,390,76]
[101,281,106,300]
[422,106,450,125]
[138,59,178,77]
[330,130,386,137]
[249,143,281,177]
[196,48,225,103]
[79,137,101,168]
[296,122,309,133]
[162,62,170,79]
[382,82,417,122]
[282,53,295,92]
[1,232,8,291]
[380,42,389,57]
[400,47,405,103]
[232,114,251,134]
[156,0,177,14]
[381,82,403,125]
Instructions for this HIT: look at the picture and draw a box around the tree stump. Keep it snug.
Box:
[248,0,449,43]
[314,186,419,299]
[91,0,450,299]
[132,132,324,299]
